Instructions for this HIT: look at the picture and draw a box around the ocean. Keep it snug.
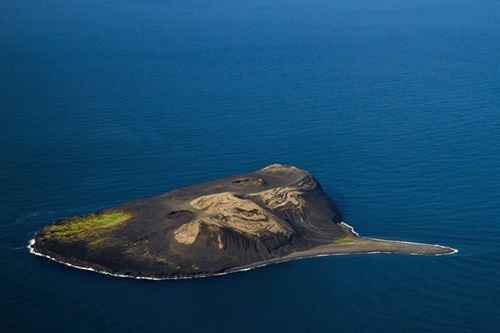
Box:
[2,0,500,331]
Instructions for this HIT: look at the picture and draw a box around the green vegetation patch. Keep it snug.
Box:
[333,236,357,245]
[41,211,132,242]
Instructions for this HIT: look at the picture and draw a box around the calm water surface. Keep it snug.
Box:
[2,0,500,332]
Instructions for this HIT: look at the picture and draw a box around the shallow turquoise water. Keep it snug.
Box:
[2,0,500,332]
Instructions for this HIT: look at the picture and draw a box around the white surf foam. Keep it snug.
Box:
[340,221,360,237]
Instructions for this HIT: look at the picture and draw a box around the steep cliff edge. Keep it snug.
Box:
[29,164,457,279]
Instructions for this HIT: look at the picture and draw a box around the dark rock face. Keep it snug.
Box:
[32,164,351,278]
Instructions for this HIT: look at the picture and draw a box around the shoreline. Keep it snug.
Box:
[28,222,458,281]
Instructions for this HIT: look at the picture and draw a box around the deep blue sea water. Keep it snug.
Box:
[2,0,500,331]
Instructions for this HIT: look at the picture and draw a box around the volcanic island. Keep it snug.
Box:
[29,164,457,280]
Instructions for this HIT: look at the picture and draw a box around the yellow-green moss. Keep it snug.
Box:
[42,211,132,242]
